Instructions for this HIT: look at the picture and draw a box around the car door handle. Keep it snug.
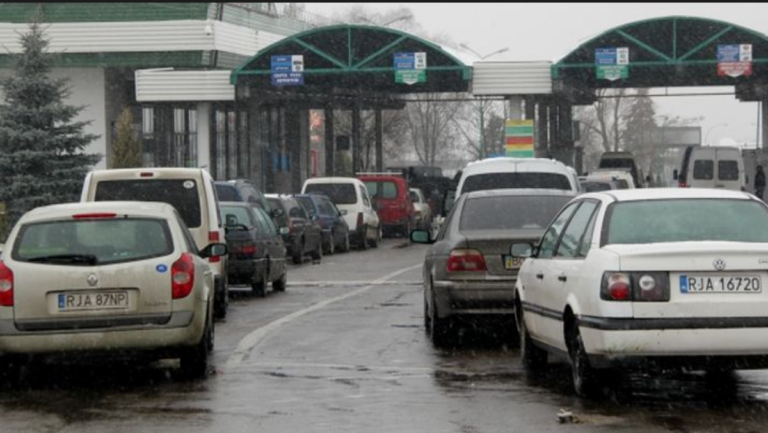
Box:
[536,273,544,280]
[558,275,567,282]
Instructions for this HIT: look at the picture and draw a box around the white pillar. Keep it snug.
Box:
[508,96,523,120]
[197,102,211,171]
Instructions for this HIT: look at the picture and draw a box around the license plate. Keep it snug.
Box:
[57,291,129,312]
[680,275,762,293]
[503,255,524,270]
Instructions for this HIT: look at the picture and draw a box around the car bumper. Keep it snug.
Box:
[0,310,203,355]
[433,279,516,317]
[227,258,267,283]
[581,326,768,369]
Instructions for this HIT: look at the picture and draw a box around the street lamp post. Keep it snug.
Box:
[459,44,509,159]
[705,123,728,146]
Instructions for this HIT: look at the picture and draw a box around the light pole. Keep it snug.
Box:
[459,44,509,159]
[705,123,728,146]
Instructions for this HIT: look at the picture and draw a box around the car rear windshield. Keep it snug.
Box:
[220,205,254,228]
[13,218,173,266]
[95,180,202,228]
[581,181,613,192]
[215,184,241,201]
[304,183,357,205]
[460,195,573,231]
[462,173,572,193]
[364,181,398,199]
[606,199,768,244]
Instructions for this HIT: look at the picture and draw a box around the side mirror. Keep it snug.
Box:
[410,229,434,244]
[279,227,290,235]
[200,243,228,259]
[271,208,285,219]
[340,209,348,216]
[312,214,319,222]
[673,169,679,181]
[510,243,534,258]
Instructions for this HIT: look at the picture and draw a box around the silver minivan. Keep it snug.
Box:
[675,146,745,191]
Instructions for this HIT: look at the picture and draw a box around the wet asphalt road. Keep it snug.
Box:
[4,240,768,432]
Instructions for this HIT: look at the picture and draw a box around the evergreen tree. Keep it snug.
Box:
[0,22,100,233]
[110,107,142,168]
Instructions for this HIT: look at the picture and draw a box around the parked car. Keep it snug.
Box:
[510,188,768,397]
[294,194,351,255]
[455,157,581,198]
[358,173,415,237]
[80,168,230,319]
[411,189,576,347]
[0,201,227,379]
[410,188,432,230]
[266,195,323,264]
[675,146,745,191]
[220,202,287,296]
[214,179,272,215]
[598,151,643,187]
[302,177,381,249]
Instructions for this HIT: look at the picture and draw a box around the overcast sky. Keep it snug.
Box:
[305,3,768,147]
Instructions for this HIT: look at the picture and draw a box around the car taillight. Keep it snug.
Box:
[233,244,257,257]
[679,180,688,188]
[172,253,195,299]
[601,271,669,302]
[447,249,487,272]
[357,212,364,228]
[0,261,13,307]
[208,231,221,263]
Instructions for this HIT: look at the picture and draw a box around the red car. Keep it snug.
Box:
[358,173,415,237]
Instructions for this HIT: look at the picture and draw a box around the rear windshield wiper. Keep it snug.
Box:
[27,254,99,265]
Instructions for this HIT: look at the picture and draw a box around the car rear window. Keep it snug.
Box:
[693,160,714,180]
[462,173,572,193]
[304,183,357,205]
[460,195,572,231]
[718,160,739,181]
[581,181,613,192]
[220,205,255,228]
[606,199,768,244]
[13,218,173,266]
[95,180,202,228]
[364,181,398,199]
[215,184,241,201]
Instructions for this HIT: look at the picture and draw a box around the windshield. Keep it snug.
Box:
[94,180,202,228]
[215,184,240,201]
[460,195,572,231]
[13,218,173,265]
[606,199,768,244]
[304,183,357,205]
[462,173,572,193]
[363,181,398,199]
[220,205,254,228]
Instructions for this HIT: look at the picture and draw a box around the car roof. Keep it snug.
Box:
[465,188,579,200]
[463,157,568,172]
[580,188,753,202]
[89,168,206,178]
[304,177,363,185]
[20,201,177,223]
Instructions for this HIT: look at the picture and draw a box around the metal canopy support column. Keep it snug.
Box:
[266,107,276,192]
[537,101,549,158]
[324,106,335,176]
[375,109,383,172]
[763,99,768,150]
[287,107,302,193]
[352,102,362,174]
[548,103,559,158]
[559,102,574,167]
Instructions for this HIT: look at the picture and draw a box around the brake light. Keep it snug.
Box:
[679,180,688,188]
[72,213,117,219]
[447,249,487,272]
[608,276,631,301]
[171,253,195,299]
[0,262,13,307]
[601,272,669,302]
[357,212,364,229]
[233,244,257,256]
[208,231,221,263]
[140,172,154,178]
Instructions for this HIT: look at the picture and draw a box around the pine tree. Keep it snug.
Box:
[110,107,142,168]
[0,22,100,234]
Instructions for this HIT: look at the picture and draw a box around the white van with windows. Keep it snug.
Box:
[675,146,745,191]
[455,157,580,197]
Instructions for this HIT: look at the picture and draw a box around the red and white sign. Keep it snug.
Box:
[717,61,753,78]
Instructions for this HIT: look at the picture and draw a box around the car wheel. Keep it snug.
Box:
[428,291,453,348]
[326,232,336,255]
[179,312,211,379]
[340,232,350,253]
[360,225,369,250]
[251,269,268,298]
[371,225,381,248]
[213,279,228,319]
[0,355,22,387]
[312,241,323,262]
[517,306,548,369]
[423,293,431,335]
[292,239,304,264]
[569,327,600,397]
[273,272,287,292]
[402,220,412,238]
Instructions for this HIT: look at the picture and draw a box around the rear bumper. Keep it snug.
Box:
[433,279,516,317]
[581,326,768,369]
[227,258,267,283]
[0,310,203,355]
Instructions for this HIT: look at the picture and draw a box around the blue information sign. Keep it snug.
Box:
[271,55,304,86]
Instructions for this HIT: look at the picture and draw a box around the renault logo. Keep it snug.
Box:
[713,259,727,271]
[87,274,99,287]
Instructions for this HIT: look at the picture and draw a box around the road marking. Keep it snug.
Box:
[224,264,422,371]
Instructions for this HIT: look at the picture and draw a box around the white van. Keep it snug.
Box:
[585,169,635,189]
[455,157,580,197]
[80,168,230,318]
[301,177,381,249]
[676,146,745,191]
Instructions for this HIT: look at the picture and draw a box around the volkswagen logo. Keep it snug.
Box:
[87,274,99,287]
[713,259,727,271]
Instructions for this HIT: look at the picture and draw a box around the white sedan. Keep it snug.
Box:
[511,188,768,396]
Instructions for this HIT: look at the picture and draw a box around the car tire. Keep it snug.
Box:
[569,327,600,397]
[273,272,287,292]
[423,293,431,335]
[371,225,381,248]
[213,279,228,319]
[0,356,22,387]
[518,307,548,369]
[340,232,350,253]
[326,232,336,255]
[428,291,453,348]
[179,312,211,380]
[251,268,268,298]
[292,239,304,264]
[360,226,369,250]
[312,242,323,262]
